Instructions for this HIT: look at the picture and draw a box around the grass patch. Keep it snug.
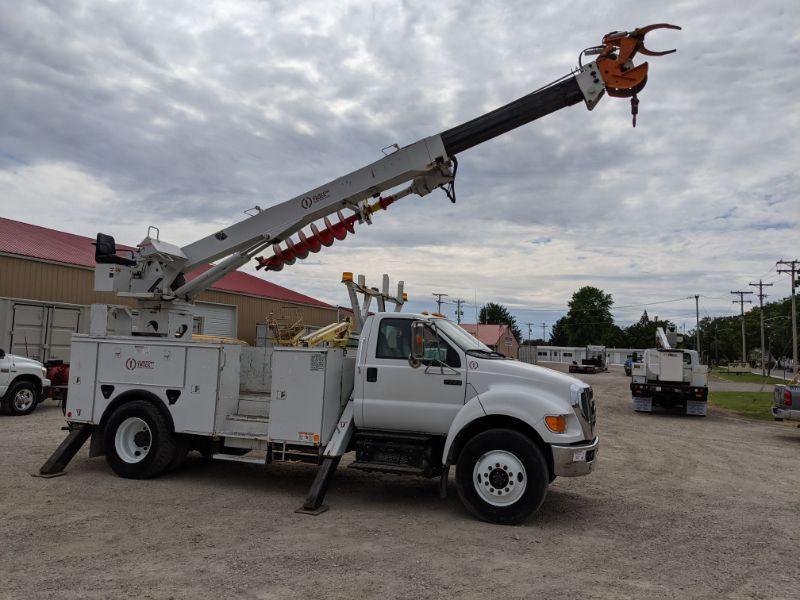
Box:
[710,369,785,385]
[708,391,774,420]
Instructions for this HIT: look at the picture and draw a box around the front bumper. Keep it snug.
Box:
[551,436,599,477]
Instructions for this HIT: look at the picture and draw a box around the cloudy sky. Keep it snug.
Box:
[1,0,798,336]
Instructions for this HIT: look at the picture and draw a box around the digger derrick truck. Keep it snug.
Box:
[40,25,679,524]
[630,325,709,416]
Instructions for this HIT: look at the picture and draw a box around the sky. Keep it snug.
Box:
[1,0,798,338]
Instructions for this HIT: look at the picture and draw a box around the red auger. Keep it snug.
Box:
[254,195,398,272]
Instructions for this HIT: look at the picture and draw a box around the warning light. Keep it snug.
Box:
[341,272,353,282]
[403,292,408,301]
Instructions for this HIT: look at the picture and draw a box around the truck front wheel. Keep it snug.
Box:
[455,429,548,525]
[104,400,177,479]
[4,381,39,416]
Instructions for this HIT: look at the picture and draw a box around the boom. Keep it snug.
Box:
[92,24,679,339]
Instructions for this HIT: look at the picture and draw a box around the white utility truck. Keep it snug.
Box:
[0,347,50,415]
[630,325,708,416]
[40,25,679,524]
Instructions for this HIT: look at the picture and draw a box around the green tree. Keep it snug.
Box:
[623,310,673,349]
[550,316,569,346]
[479,302,522,341]
[564,286,615,346]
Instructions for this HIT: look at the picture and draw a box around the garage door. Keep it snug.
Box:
[193,302,237,338]
[10,304,81,362]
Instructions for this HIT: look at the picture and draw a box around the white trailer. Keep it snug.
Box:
[39,25,679,523]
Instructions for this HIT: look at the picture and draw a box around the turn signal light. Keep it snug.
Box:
[544,415,567,433]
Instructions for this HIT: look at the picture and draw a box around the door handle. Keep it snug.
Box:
[366,367,377,382]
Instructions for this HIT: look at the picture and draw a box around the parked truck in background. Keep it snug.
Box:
[630,325,708,416]
[772,380,800,423]
[0,347,50,415]
[569,345,608,374]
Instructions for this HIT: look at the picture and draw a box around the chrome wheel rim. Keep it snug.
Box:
[473,450,527,507]
[115,417,151,464]
[13,388,35,412]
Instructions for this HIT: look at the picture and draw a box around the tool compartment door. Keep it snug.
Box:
[660,352,684,382]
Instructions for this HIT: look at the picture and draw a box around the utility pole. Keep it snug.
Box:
[749,280,773,376]
[776,259,799,373]
[432,292,448,315]
[731,290,753,363]
[524,322,534,345]
[694,295,700,354]
[452,298,466,324]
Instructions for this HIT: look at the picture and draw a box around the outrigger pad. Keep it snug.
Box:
[294,504,330,516]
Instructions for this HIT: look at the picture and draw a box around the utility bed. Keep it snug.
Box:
[66,335,353,447]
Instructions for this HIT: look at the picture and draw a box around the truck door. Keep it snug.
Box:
[359,317,466,434]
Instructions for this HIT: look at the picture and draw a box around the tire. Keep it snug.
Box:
[104,400,177,479]
[4,381,39,416]
[455,429,549,525]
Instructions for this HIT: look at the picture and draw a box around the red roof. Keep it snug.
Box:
[0,217,331,308]
[460,323,518,347]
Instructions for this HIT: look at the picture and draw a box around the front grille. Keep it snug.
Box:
[580,388,597,429]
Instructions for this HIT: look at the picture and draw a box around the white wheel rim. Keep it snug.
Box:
[115,417,152,464]
[13,389,35,411]
[473,450,527,507]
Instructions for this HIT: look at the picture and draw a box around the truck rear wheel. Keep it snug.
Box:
[104,400,177,479]
[455,429,548,525]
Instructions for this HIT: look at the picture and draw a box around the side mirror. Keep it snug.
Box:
[411,321,425,361]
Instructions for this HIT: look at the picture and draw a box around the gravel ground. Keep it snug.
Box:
[2,364,799,600]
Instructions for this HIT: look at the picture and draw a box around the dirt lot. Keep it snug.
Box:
[2,365,799,600]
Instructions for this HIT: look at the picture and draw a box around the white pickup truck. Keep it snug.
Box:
[0,348,50,416]
[56,312,597,524]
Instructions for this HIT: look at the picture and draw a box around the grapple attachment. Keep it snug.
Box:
[595,23,680,125]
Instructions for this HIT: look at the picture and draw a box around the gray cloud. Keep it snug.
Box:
[1,0,798,334]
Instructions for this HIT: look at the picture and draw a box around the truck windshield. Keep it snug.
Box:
[432,319,492,353]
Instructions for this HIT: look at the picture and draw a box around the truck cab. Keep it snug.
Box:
[353,313,598,523]
[0,347,50,416]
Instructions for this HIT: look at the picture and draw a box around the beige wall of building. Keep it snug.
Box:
[0,254,337,345]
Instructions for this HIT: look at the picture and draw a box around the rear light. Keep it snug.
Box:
[785,390,793,406]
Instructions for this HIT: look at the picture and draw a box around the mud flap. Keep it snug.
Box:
[686,400,707,416]
[633,396,652,412]
[35,424,92,477]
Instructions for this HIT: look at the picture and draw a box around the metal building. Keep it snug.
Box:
[0,217,337,361]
